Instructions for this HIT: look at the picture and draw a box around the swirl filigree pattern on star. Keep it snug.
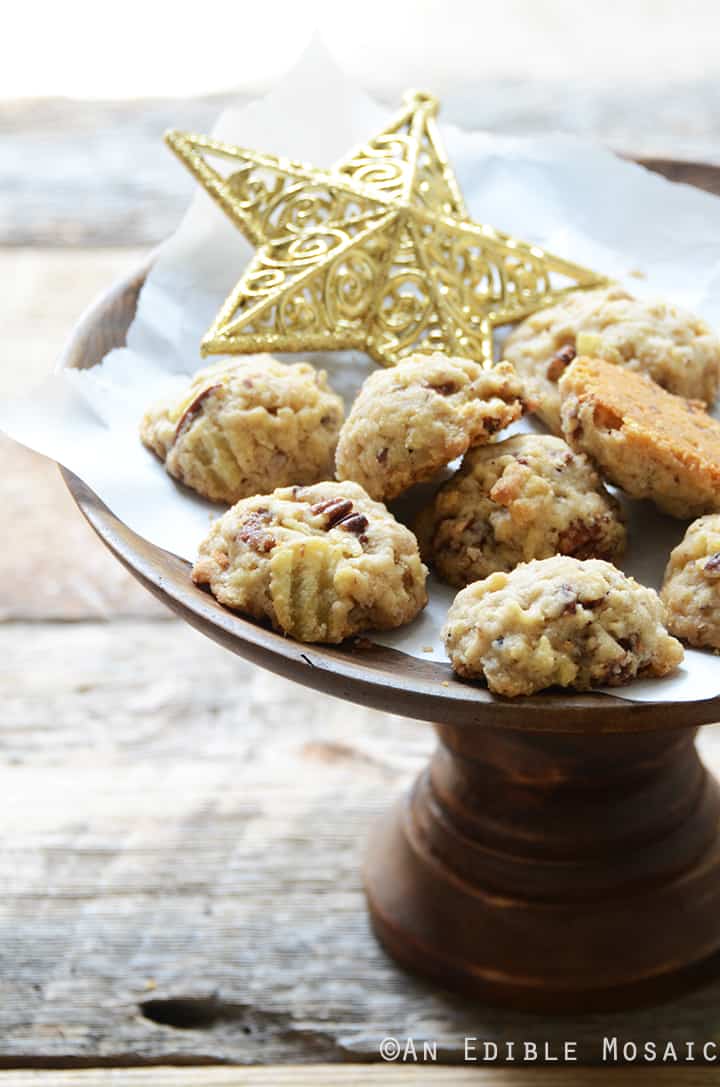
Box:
[165,92,607,367]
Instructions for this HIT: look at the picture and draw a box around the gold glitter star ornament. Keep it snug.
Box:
[166,91,606,366]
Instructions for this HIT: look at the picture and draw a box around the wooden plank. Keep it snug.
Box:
[0,248,146,399]
[2,87,720,247]
[0,97,240,247]
[0,1067,714,1085]
[0,248,168,620]
[0,439,169,620]
[1,617,720,1065]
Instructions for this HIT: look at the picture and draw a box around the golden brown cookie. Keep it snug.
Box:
[559,356,720,517]
[443,556,683,698]
[192,481,427,643]
[335,354,525,501]
[140,356,344,503]
[503,285,720,433]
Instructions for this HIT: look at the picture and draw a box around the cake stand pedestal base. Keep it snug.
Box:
[365,721,720,1012]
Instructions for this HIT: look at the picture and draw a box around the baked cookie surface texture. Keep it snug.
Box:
[443,555,683,698]
[140,355,344,503]
[416,433,625,586]
[503,286,720,434]
[335,354,525,501]
[559,356,720,518]
[661,515,720,649]
[192,481,428,643]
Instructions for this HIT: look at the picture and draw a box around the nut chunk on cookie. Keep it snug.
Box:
[503,285,720,434]
[416,434,625,586]
[661,515,720,649]
[335,354,525,501]
[140,355,344,504]
[443,556,683,698]
[559,357,720,518]
[192,481,427,644]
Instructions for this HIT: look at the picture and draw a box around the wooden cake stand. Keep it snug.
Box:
[59,159,720,1014]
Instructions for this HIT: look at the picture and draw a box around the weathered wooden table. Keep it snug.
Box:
[3,89,720,1083]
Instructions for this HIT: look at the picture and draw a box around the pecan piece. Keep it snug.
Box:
[704,553,720,578]
[311,497,354,527]
[310,497,369,540]
[558,519,606,560]
[546,344,576,382]
[238,511,275,554]
[603,658,637,685]
[174,383,222,441]
[425,381,457,396]
[339,512,369,537]
[578,595,607,609]
[557,581,578,616]
[484,416,506,435]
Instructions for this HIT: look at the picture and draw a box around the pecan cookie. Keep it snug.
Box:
[192,481,428,643]
[140,356,344,503]
[559,356,720,518]
[416,434,625,587]
[443,556,683,698]
[334,354,525,501]
[661,515,720,649]
[503,285,720,433]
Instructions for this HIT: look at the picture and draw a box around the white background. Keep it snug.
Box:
[3,0,719,112]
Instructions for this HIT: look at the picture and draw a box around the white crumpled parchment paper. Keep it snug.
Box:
[3,42,720,702]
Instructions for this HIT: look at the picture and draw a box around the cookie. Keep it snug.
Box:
[192,481,428,643]
[334,354,525,501]
[661,515,720,649]
[503,285,720,433]
[443,556,683,698]
[140,355,344,504]
[416,434,625,586]
[559,356,720,518]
